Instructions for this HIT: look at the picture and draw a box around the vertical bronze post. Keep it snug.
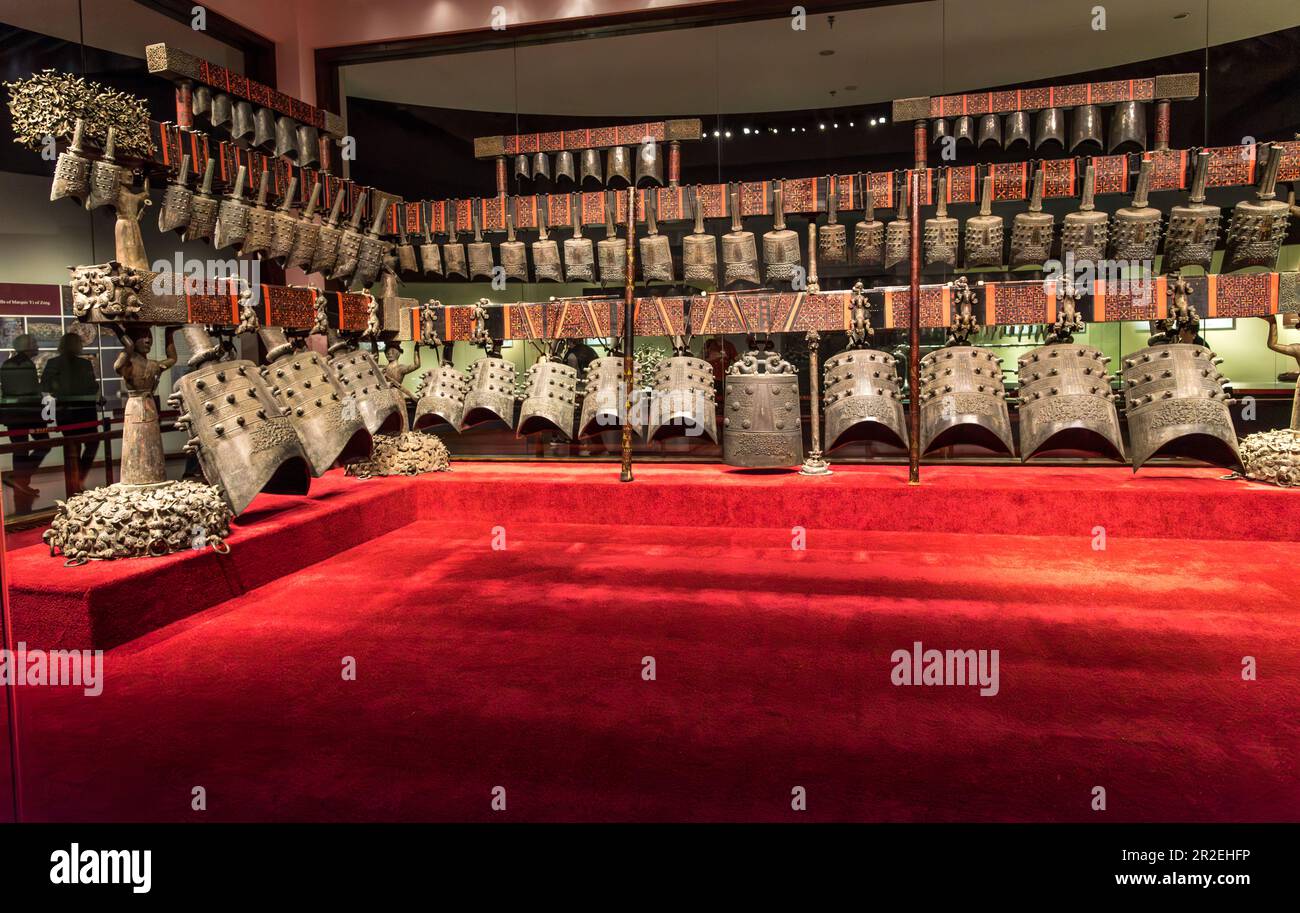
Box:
[800,329,831,476]
[620,186,637,482]
[908,120,926,483]
[1153,99,1171,152]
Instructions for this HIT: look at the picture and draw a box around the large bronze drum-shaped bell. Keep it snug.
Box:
[646,356,717,443]
[517,358,577,438]
[413,364,469,431]
[1122,344,1242,472]
[822,349,908,451]
[460,356,517,429]
[918,346,1014,456]
[578,356,637,439]
[174,358,313,516]
[329,349,404,435]
[263,336,373,475]
[1017,344,1125,462]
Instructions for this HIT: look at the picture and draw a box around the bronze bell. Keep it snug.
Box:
[157,153,195,233]
[253,107,276,150]
[258,327,371,477]
[1060,165,1109,266]
[953,115,975,146]
[722,346,804,469]
[931,118,950,145]
[823,348,907,452]
[182,159,219,244]
[1122,344,1241,472]
[1035,107,1065,150]
[461,355,518,430]
[414,363,469,431]
[274,115,298,159]
[1109,158,1162,262]
[607,146,633,187]
[231,100,255,146]
[514,154,531,183]
[500,199,529,282]
[646,355,718,444]
[533,152,552,188]
[1069,104,1103,152]
[580,149,603,188]
[919,346,1014,456]
[1224,143,1289,272]
[977,113,1002,148]
[174,325,313,516]
[296,124,320,168]
[1018,344,1125,462]
[516,358,578,439]
[50,118,92,206]
[85,127,125,212]
[192,84,211,118]
[1164,151,1220,274]
[1004,111,1031,149]
[1108,100,1147,153]
[211,92,233,129]
[579,356,637,439]
[212,164,250,251]
[635,140,664,187]
[555,150,577,188]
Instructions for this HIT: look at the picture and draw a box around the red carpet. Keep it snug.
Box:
[3,463,1298,822]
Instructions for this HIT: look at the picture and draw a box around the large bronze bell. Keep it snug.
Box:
[722,347,803,468]
[414,364,469,431]
[1122,344,1241,472]
[918,346,1014,456]
[460,356,517,429]
[328,344,404,436]
[578,356,638,439]
[172,326,313,516]
[516,357,577,438]
[645,356,717,443]
[822,348,907,451]
[1017,344,1125,462]
[259,327,372,475]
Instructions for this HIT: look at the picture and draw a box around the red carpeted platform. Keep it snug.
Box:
[3,462,1298,822]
